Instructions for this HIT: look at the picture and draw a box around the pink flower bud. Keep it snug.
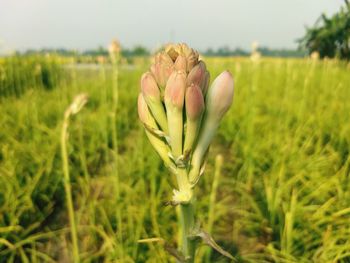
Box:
[164,71,187,109]
[150,64,156,77]
[188,71,233,184]
[164,71,187,158]
[183,84,205,154]
[206,71,234,120]
[185,84,204,121]
[160,51,173,63]
[179,43,199,71]
[186,50,199,72]
[152,52,174,88]
[141,72,168,133]
[187,61,207,90]
[165,43,199,72]
[174,55,187,72]
[141,72,160,99]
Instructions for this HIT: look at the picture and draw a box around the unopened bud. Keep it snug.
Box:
[183,84,204,154]
[187,61,207,90]
[180,44,199,71]
[108,39,121,63]
[164,71,187,109]
[185,84,204,121]
[189,71,234,183]
[109,39,121,54]
[165,43,199,72]
[152,52,174,88]
[141,72,168,133]
[164,71,187,157]
[141,72,160,98]
[137,93,155,127]
[186,50,199,72]
[174,55,187,72]
[205,71,234,121]
[137,93,171,166]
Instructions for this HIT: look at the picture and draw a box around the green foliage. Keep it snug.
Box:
[122,45,150,57]
[0,55,62,98]
[256,47,306,58]
[19,45,151,60]
[299,3,350,59]
[0,56,350,262]
[204,46,250,57]
[203,47,305,58]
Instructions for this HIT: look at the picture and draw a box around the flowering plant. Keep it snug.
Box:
[138,43,234,262]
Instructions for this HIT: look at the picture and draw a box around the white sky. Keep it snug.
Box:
[0,0,345,52]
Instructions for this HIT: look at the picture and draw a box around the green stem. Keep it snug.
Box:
[205,155,223,262]
[61,116,80,263]
[111,55,124,257]
[179,203,195,262]
[176,168,196,262]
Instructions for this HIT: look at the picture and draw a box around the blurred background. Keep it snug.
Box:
[0,1,350,262]
[0,0,346,57]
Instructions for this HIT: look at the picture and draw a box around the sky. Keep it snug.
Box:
[0,0,345,53]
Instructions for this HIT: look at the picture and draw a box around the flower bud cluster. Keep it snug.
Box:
[108,39,121,63]
[138,43,234,186]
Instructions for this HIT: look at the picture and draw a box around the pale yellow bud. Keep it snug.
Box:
[189,71,234,183]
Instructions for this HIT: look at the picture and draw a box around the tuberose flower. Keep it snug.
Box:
[138,43,233,187]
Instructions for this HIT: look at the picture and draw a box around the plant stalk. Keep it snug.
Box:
[61,114,80,263]
[176,168,196,262]
[179,203,195,262]
[111,54,124,257]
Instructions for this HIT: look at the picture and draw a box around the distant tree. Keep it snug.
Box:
[131,45,150,56]
[258,47,306,57]
[23,48,78,56]
[83,46,108,56]
[203,46,249,57]
[120,45,150,57]
[299,2,350,59]
[205,48,215,56]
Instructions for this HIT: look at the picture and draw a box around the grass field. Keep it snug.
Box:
[1,55,350,262]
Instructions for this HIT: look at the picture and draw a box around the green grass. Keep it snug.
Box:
[0,55,62,98]
[0,56,350,262]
